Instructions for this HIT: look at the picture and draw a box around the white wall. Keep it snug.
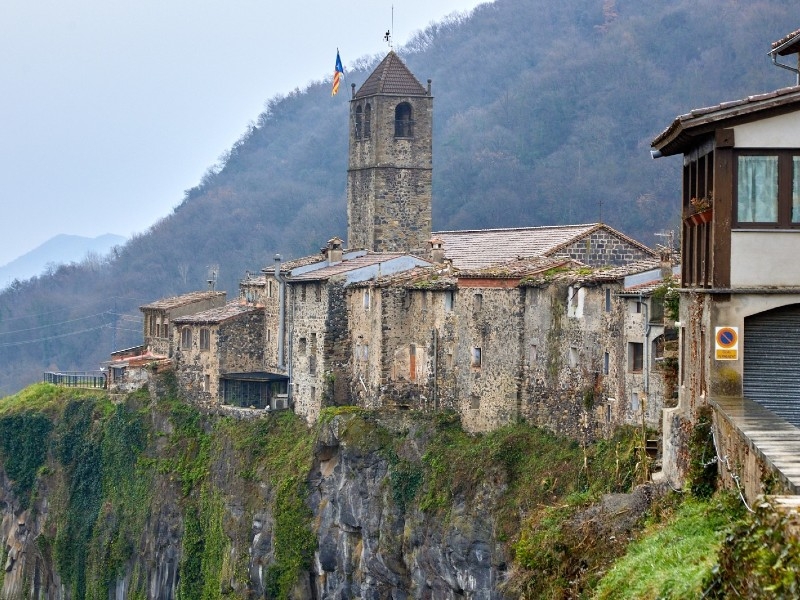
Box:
[731,231,800,287]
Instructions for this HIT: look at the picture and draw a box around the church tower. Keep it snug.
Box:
[347,51,433,253]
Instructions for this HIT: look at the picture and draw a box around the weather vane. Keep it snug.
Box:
[384,5,394,49]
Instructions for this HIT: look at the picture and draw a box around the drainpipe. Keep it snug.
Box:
[274,254,286,370]
[770,44,800,85]
[640,292,651,397]
[432,328,438,410]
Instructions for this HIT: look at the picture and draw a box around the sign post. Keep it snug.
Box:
[715,326,738,361]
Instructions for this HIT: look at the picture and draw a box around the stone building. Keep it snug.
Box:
[109,51,673,449]
[347,51,433,253]
[172,303,267,407]
[140,291,226,357]
[650,29,800,499]
[346,251,676,437]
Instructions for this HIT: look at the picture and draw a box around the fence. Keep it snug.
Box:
[43,371,107,389]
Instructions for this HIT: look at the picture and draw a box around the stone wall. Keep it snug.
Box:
[173,311,265,405]
[556,230,654,267]
[347,91,433,253]
[291,282,330,423]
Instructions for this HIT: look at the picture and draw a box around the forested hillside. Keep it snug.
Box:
[0,0,795,395]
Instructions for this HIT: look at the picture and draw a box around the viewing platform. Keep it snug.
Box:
[43,371,107,390]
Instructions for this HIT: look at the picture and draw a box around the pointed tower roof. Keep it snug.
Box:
[355,51,427,98]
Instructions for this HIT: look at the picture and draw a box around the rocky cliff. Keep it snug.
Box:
[0,383,650,599]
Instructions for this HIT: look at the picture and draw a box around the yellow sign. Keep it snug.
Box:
[715,326,738,361]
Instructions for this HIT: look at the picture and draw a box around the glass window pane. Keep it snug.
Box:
[793,157,800,223]
[738,156,778,223]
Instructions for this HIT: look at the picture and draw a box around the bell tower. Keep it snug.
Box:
[347,51,433,253]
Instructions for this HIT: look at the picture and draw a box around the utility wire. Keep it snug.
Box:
[0,311,111,336]
[0,324,110,348]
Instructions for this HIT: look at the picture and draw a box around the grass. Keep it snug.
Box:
[592,494,741,599]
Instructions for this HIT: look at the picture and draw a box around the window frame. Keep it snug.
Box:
[181,327,193,350]
[733,150,800,229]
[199,328,210,351]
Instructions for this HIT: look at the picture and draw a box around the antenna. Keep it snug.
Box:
[206,265,218,291]
[654,229,676,259]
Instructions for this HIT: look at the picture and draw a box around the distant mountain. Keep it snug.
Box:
[0,0,797,396]
[0,234,126,289]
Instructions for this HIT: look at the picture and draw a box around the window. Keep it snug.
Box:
[737,155,778,223]
[363,289,371,310]
[299,337,307,354]
[569,347,579,369]
[204,374,211,392]
[161,323,168,339]
[630,300,642,314]
[409,344,417,381]
[605,288,611,312]
[652,335,665,360]
[309,333,317,375]
[471,347,482,369]
[628,342,643,372]
[473,293,483,313]
[314,283,321,302]
[734,152,800,228]
[301,284,307,302]
[530,344,538,365]
[606,403,612,423]
[181,328,192,350]
[354,105,363,139]
[630,391,640,413]
[470,394,480,409]
[199,328,210,351]
[394,102,413,137]
[603,351,610,375]
[148,315,155,337]
[364,103,371,138]
[268,279,273,298]
[444,291,454,312]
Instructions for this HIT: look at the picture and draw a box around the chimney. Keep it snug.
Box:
[327,237,344,265]
[660,249,673,280]
[429,237,445,264]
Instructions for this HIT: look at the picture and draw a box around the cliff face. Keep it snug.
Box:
[0,387,514,599]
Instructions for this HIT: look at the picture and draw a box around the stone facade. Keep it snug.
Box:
[554,229,657,267]
[345,261,674,437]
[140,291,226,357]
[172,306,265,405]
[347,52,433,253]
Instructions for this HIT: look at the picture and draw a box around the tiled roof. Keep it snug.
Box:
[456,256,579,279]
[355,51,427,98]
[349,265,457,290]
[432,223,658,270]
[288,253,408,282]
[652,85,800,156]
[772,28,800,55]
[140,291,225,311]
[433,224,599,269]
[173,302,261,325]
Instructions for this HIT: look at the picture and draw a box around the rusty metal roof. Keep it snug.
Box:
[288,252,411,282]
[140,291,225,311]
[652,85,800,156]
[172,302,262,325]
[354,51,427,98]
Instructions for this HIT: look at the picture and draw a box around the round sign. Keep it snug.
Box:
[716,327,737,349]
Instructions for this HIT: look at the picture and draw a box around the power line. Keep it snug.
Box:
[0,311,111,336]
[0,324,110,348]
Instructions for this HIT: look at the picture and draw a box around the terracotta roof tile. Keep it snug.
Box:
[140,291,225,311]
[349,265,457,290]
[355,51,427,98]
[173,302,262,325]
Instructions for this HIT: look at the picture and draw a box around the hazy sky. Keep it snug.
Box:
[0,0,490,267]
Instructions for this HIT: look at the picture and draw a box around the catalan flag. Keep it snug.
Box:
[332,50,344,96]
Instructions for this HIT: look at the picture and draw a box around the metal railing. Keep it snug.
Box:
[43,371,107,389]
